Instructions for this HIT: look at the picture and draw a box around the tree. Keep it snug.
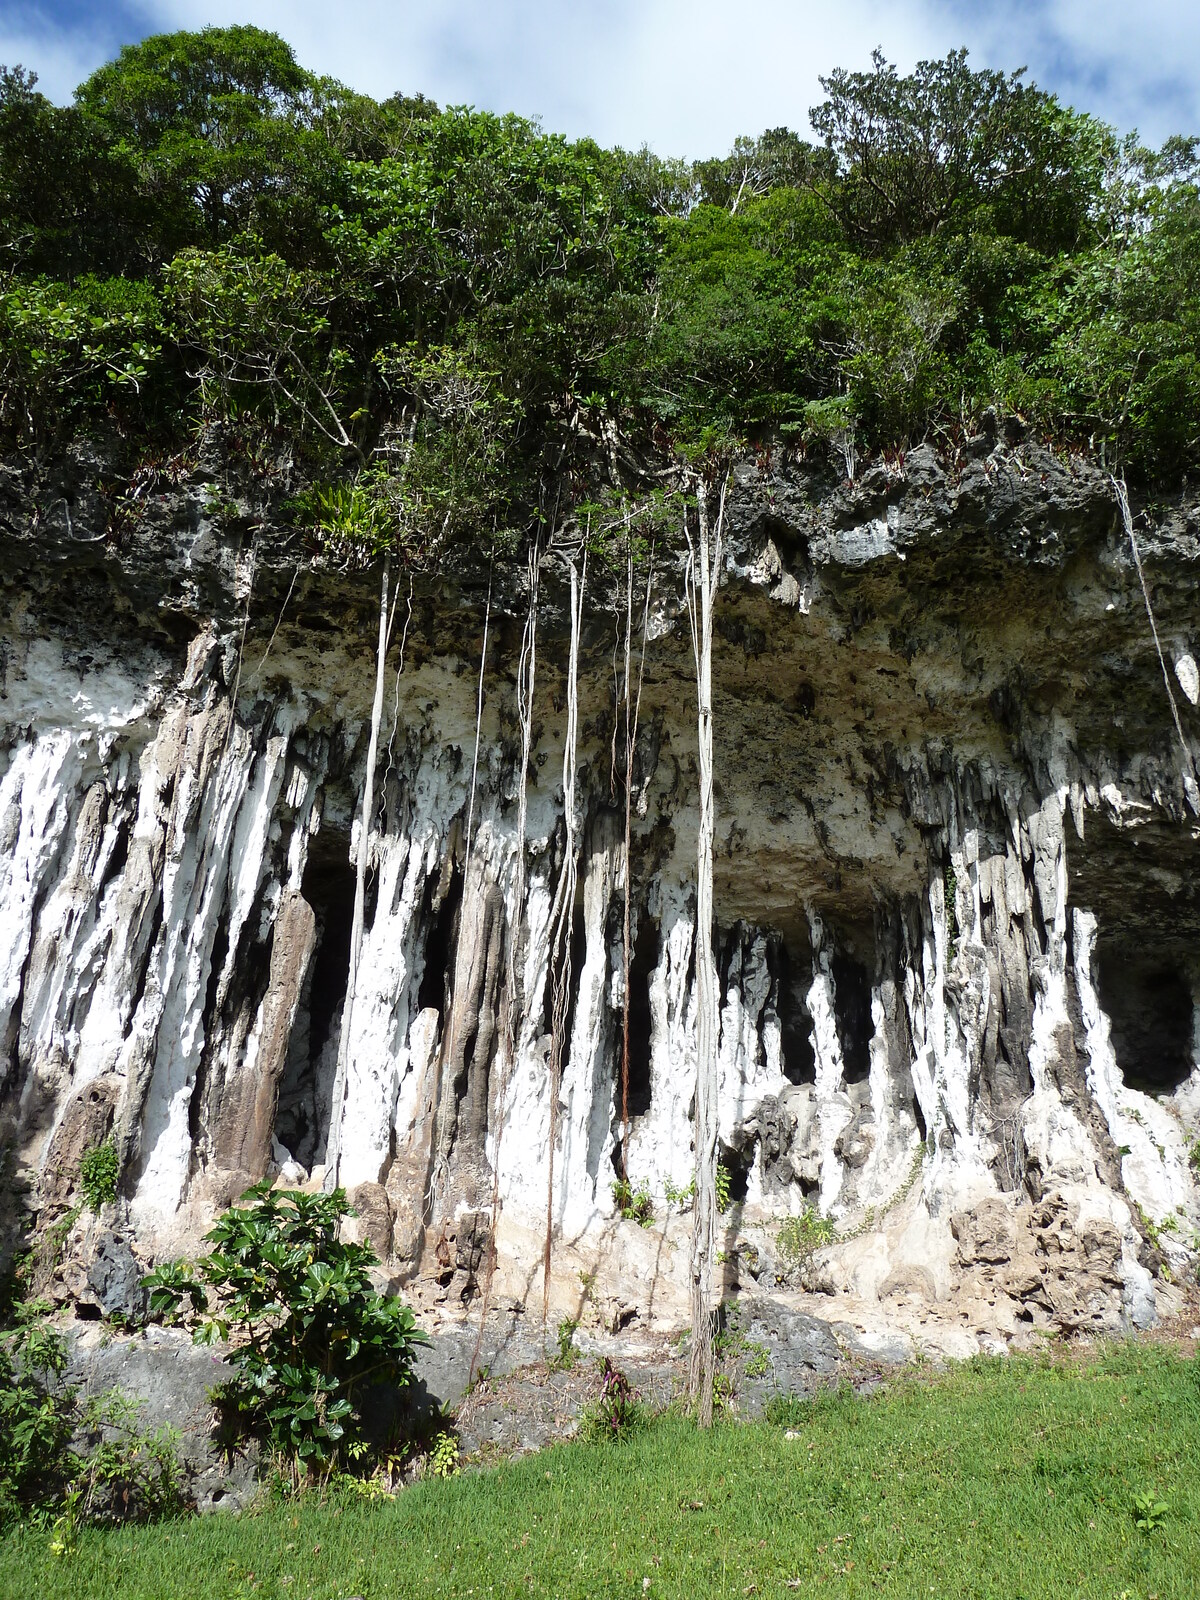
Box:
[74,25,342,258]
[810,48,1111,254]
[0,67,147,277]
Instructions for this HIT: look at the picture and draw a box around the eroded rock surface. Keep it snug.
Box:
[0,437,1198,1356]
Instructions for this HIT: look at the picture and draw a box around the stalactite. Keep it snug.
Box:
[421,571,492,1250]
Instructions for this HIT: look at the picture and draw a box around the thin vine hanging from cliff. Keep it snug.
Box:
[684,474,728,1427]
[542,547,586,1328]
[619,528,655,1182]
[470,535,540,1381]
[1112,474,1200,816]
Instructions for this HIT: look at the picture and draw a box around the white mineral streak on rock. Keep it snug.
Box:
[1,734,84,1095]
[552,812,620,1232]
[1072,907,1193,1230]
[335,827,432,1188]
[627,880,696,1203]
[495,845,554,1219]
[18,770,138,1122]
[913,867,988,1209]
[806,911,852,1213]
[859,983,915,1207]
[131,708,285,1219]
[716,929,782,1192]
[1019,792,1102,1186]
[1175,651,1200,707]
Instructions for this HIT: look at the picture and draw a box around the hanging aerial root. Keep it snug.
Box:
[684,475,728,1426]
[470,537,540,1383]
[620,526,655,1182]
[1113,475,1200,815]
[542,551,586,1329]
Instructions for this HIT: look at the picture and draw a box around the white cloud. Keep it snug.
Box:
[8,0,1200,150]
[0,13,119,102]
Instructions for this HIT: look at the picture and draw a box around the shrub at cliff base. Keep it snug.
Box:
[144,1184,428,1478]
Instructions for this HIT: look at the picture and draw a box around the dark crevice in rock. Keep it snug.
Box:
[833,952,872,1084]
[1096,950,1194,1094]
[624,914,657,1119]
[274,826,353,1166]
[773,935,816,1086]
[417,864,460,1021]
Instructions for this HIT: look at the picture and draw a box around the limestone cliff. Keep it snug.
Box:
[2,432,1199,1352]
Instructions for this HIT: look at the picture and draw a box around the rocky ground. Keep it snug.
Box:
[59,1267,1200,1517]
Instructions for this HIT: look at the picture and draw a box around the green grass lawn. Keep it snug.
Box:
[2,1343,1197,1600]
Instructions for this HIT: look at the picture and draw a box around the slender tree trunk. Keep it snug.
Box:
[327,551,391,1185]
[543,553,585,1326]
[686,478,725,1425]
[471,543,539,1381]
[619,536,634,1177]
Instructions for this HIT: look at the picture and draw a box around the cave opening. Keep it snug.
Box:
[417,863,461,1019]
[1094,949,1195,1094]
[273,827,354,1168]
[718,1139,752,1205]
[833,953,872,1085]
[623,916,658,1118]
[557,897,589,1086]
[773,937,816,1086]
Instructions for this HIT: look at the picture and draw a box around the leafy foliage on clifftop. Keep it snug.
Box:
[2,28,1199,555]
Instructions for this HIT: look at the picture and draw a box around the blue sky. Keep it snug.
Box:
[3,0,1198,155]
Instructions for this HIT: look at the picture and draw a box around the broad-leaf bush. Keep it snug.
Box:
[144,1184,428,1475]
[0,1300,184,1530]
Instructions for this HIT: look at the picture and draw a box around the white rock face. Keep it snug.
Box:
[5,498,1200,1344]
[1175,652,1200,708]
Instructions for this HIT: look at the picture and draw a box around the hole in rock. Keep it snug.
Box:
[773,939,816,1086]
[274,827,354,1167]
[912,1094,928,1142]
[623,917,658,1119]
[1094,950,1194,1094]
[417,864,461,1018]
[833,954,872,1085]
[557,897,589,1084]
[718,1140,751,1205]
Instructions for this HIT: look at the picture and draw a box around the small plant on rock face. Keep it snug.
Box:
[550,1318,580,1370]
[715,1160,732,1214]
[611,1177,654,1228]
[662,1175,695,1211]
[79,1140,119,1211]
[776,1205,835,1288]
[143,1184,428,1478]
